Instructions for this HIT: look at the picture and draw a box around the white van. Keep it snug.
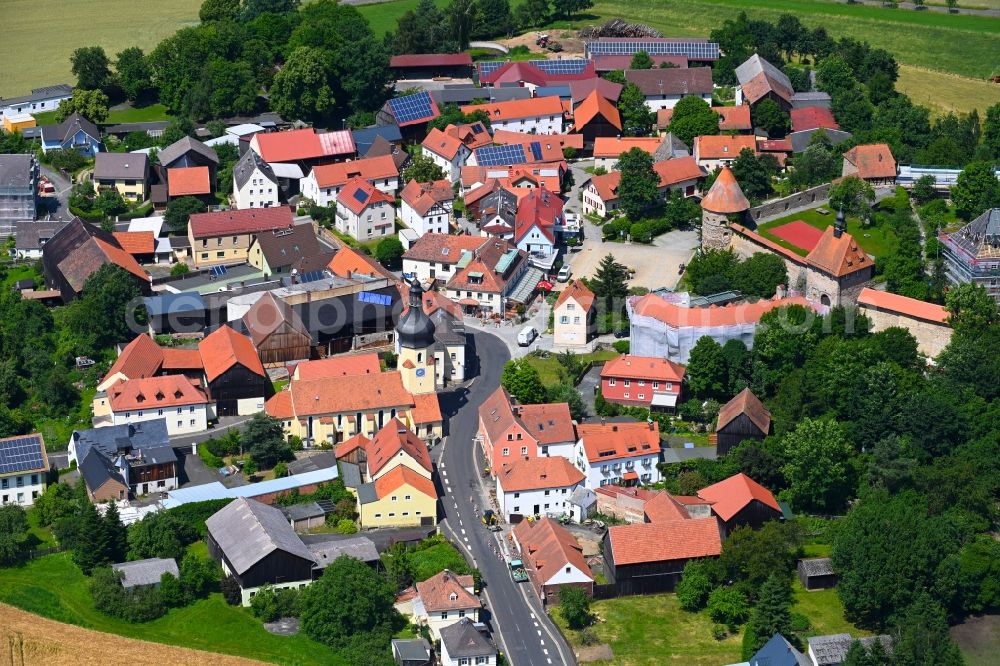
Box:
[517,326,538,347]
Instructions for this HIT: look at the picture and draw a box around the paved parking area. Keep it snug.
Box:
[565,229,698,291]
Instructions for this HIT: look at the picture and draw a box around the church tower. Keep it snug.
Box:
[396,278,437,396]
[700,165,751,252]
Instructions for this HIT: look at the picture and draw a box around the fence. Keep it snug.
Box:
[749,183,832,223]
[26,545,66,561]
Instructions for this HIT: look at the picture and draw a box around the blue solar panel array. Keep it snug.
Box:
[358,292,393,306]
[0,435,45,475]
[528,141,543,161]
[475,144,527,167]
[353,188,370,204]
[299,270,326,283]
[389,91,436,124]
[210,265,228,277]
[585,40,720,59]
[479,59,590,77]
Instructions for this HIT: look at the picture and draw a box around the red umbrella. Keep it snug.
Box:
[537,280,554,291]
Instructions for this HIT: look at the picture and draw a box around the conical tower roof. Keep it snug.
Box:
[396,278,436,349]
[701,166,750,214]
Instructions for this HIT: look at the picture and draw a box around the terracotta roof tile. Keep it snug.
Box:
[112,231,155,255]
[513,518,592,585]
[554,279,595,311]
[336,177,394,216]
[843,143,896,180]
[713,105,752,131]
[188,207,293,239]
[265,390,293,419]
[274,371,414,418]
[253,128,354,163]
[421,127,465,161]
[805,226,872,278]
[498,456,584,493]
[326,245,394,279]
[593,136,663,159]
[167,166,211,196]
[310,155,399,189]
[694,135,757,161]
[403,233,486,264]
[242,292,308,346]
[697,472,780,522]
[601,355,685,383]
[569,77,624,104]
[161,348,204,370]
[198,325,265,382]
[462,96,564,122]
[414,570,478,612]
[856,287,949,325]
[790,106,839,133]
[699,165,750,213]
[642,491,691,523]
[412,392,443,425]
[631,292,814,328]
[374,464,436,500]
[293,353,381,380]
[575,421,661,464]
[367,418,432,476]
[102,334,164,385]
[91,237,150,284]
[607,517,721,565]
[588,157,702,204]
[573,90,621,131]
[400,179,454,216]
[107,374,209,412]
[625,67,713,97]
[335,433,369,458]
[716,388,771,434]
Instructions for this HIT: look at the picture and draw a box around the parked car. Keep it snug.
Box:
[517,326,538,347]
[556,265,572,282]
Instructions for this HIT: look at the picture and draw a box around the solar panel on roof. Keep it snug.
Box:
[471,124,485,134]
[209,265,228,277]
[475,144,527,167]
[586,40,719,59]
[353,188,370,204]
[0,435,45,475]
[532,59,589,75]
[478,61,505,77]
[299,270,325,283]
[389,92,435,124]
[528,141,543,161]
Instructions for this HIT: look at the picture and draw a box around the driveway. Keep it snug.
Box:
[577,365,603,415]
[38,164,73,220]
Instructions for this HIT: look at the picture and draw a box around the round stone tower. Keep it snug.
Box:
[700,166,751,252]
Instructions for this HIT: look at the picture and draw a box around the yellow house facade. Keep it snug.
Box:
[187,207,294,269]
[2,111,36,134]
[93,153,149,202]
[359,466,437,528]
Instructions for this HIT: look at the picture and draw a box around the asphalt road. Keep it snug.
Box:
[437,332,574,666]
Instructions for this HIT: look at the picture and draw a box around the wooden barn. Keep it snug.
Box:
[242,292,312,367]
[798,557,838,591]
[697,472,783,537]
[198,325,270,416]
[715,388,771,456]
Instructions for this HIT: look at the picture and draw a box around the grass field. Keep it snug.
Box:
[0,1,202,99]
[951,614,1000,666]
[758,207,897,258]
[792,580,870,638]
[894,64,1000,117]
[0,553,347,666]
[0,603,268,666]
[523,349,619,385]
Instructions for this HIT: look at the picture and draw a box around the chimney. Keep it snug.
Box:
[612,425,618,432]
[647,418,654,430]
[601,416,606,426]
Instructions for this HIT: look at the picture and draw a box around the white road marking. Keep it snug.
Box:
[543,648,549,655]
[533,621,539,627]
[461,528,466,534]
[537,630,542,636]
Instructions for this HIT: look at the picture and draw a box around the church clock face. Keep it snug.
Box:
[416,368,426,378]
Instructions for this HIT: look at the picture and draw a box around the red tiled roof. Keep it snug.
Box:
[421,127,465,161]
[252,128,355,163]
[601,355,686,384]
[188,207,293,239]
[588,157,702,204]
[607,517,721,565]
[92,238,150,283]
[490,130,583,153]
[625,67,713,97]
[554,279,595,311]
[513,187,562,245]
[107,374,209,412]
[717,388,771,435]
[391,53,472,68]
[412,392,443,424]
[477,61,596,86]
[568,77,624,104]
[402,233,485,264]
[374,464,436,500]
[699,165,749,213]
[264,390,293,419]
[310,155,399,189]
[631,292,814,328]
[729,224,807,265]
[513,518,593,585]
[167,166,211,196]
[103,334,164,384]
[592,54,688,72]
[414,570,478,612]
[516,403,576,444]
[697,472,780,522]
[269,371,414,419]
[805,226,872,278]
[576,421,660,464]
[593,136,663,159]
[790,106,839,133]
[498,456,584,493]
[573,90,621,131]
[112,231,155,255]
[198,325,265,383]
[293,353,381,380]
[336,177,394,216]
[326,245,394,279]
[367,418,432,476]
[656,108,674,129]
[843,143,896,180]
[335,432,369,458]
[161,348,204,370]
[694,135,757,160]
[462,96,564,122]
[856,287,949,325]
[712,105,752,131]
[642,492,692,523]
[400,179,454,216]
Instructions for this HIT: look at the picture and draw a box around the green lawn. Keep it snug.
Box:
[524,350,619,385]
[0,552,346,666]
[105,103,173,124]
[1,264,44,291]
[758,207,896,258]
[357,0,449,36]
[409,541,471,582]
[792,579,869,638]
[553,593,743,665]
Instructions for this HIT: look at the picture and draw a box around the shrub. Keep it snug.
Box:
[612,340,630,354]
[159,572,187,607]
[790,611,811,632]
[170,263,190,277]
[164,499,232,538]
[180,551,219,599]
[707,587,750,628]
[579,627,601,646]
[677,561,715,611]
[273,462,289,478]
[220,574,243,605]
[90,566,166,622]
[251,584,281,622]
[712,624,729,641]
[560,586,593,629]
[333,518,358,534]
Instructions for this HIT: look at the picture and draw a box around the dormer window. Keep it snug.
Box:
[449,592,458,601]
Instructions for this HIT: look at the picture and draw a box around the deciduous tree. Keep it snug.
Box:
[401,153,445,183]
[71,46,111,90]
[668,96,719,146]
[615,147,660,219]
[115,47,153,102]
[270,47,335,122]
[629,51,654,70]
[559,585,592,629]
[687,336,729,401]
[164,196,207,234]
[751,98,789,137]
[952,161,1000,220]
[617,83,654,137]
[781,417,855,513]
[56,88,110,123]
[245,412,293,470]
[500,359,547,405]
[300,555,399,648]
[829,175,875,223]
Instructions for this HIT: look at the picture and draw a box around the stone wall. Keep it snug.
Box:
[749,183,832,223]
[729,229,808,291]
[701,209,733,251]
[859,306,954,358]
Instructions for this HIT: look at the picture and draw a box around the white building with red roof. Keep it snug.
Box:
[842,143,896,187]
[399,179,454,237]
[600,355,686,411]
[553,279,596,348]
[299,155,401,207]
[99,375,212,436]
[582,156,703,217]
[573,420,663,488]
[334,178,395,242]
[249,127,355,167]
[481,188,563,268]
[477,386,577,471]
[512,518,594,600]
[402,233,491,285]
[496,456,586,521]
[461,96,565,135]
[420,123,490,182]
